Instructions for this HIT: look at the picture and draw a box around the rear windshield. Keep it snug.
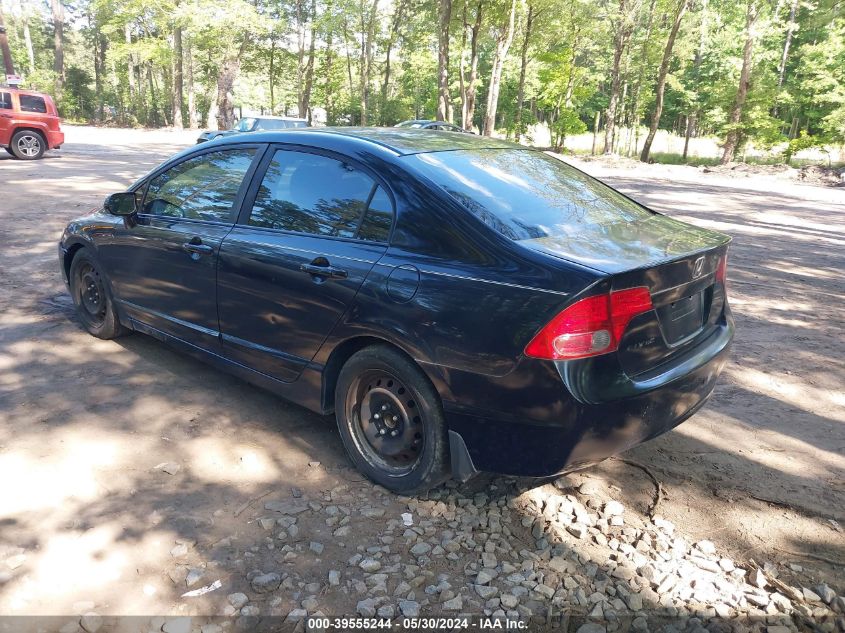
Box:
[407,149,654,241]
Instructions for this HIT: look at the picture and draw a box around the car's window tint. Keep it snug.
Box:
[248,150,375,238]
[0,92,11,110]
[408,149,654,241]
[143,149,255,222]
[19,95,47,113]
[289,121,307,128]
[358,186,393,242]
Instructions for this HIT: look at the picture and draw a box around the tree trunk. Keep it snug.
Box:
[461,0,483,130]
[627,0,657,156]
[772,0,798,117]
[299,0,317,119]
[0,8,15,77]
[592,110,600,154]
[777,0,797,88]
[51,0,65,92]
[381,0,406,124]
[515,4,535,142]
[683,0,708,160]
[721,0,757,164]
[172,24,184,129]
[147,64,160,126]
[640,0,688,162]
[342,17,355,98]
[125,24,135,104]
[482,0,517,137]
[17,0,35,75]
[437,0,452,121]
[603,0,633,153]
[216,58,239,130]
[216,38,248,131]
[186,35,197,128]
[269,39,276,113]
[325,26,336,123]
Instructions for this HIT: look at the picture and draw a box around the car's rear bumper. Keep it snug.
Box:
[46,129,64,149]
[444,315,734,478]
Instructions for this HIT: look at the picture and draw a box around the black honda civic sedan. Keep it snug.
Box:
[59,128,733,493]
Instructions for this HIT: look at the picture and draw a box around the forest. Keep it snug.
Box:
[0,0,843,164]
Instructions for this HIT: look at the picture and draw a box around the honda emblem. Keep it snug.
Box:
[692,256,705,278]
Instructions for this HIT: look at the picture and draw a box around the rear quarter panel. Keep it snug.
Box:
[312,172,601,403]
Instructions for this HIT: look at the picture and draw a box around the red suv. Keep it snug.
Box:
[0,88,64,160]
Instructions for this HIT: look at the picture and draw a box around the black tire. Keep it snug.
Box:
[335,345,450,494]
[68,249,130,339]
[10,130,46,160]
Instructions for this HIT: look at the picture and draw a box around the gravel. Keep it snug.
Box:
[197,471,842,627]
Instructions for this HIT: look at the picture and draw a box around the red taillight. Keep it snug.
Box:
[716,253,728,286]
[525,287,653,360]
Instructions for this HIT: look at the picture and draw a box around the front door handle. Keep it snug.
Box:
[182,240,214,256]
[300,262,348,279]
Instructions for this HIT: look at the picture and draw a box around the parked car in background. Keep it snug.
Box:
[0,87,64,160]
[59,128,733,494]
[394,119,472,133]
[197,116,308,143]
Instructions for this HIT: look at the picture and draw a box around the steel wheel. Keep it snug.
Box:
[16,134,42,158]
[345,369,425,474]
[74,261,108,327]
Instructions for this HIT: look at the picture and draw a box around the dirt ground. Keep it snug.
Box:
[0,126,842,625]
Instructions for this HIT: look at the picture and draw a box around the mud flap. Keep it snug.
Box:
[448,430,479,483]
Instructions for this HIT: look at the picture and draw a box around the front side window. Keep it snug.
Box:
[0,93,11,110]
[248,150,390,240]
[19,95,47,113]
[143,149,256,222]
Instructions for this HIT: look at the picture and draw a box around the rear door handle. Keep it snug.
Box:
[300,262,348,279]
[182,241,214,256]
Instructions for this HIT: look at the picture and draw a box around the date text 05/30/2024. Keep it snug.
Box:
[306,617,530,630]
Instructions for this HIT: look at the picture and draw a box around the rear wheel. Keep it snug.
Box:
[69,249,129,339]
[335,346,449,494]
[10,130,46,160]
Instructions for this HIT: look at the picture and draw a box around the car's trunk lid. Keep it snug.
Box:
[522,213,730,376]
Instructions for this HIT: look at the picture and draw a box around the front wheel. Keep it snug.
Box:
[335,346,450,494]
[68,249,130,339]
[10,130,46,160]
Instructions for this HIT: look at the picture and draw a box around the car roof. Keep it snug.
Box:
[1,87,52,98]
[215,127,520,156]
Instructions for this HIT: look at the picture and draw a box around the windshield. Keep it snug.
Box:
[396,121,424,128]
[233,118,256,132]
[406,149,654,241]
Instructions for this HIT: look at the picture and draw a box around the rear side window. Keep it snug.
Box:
[0,93,11,110]
[19,95,47,113]
[248,150,392,240]
[407,149,654,241]
[358,186,393,242]
[142,149,256,222]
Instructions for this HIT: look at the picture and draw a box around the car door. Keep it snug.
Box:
[217,147,394,382]
[98,146,261,348]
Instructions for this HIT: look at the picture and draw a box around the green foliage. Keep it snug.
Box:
[0,0,840,162]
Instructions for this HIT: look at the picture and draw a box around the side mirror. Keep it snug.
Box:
[104,192,138,216]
